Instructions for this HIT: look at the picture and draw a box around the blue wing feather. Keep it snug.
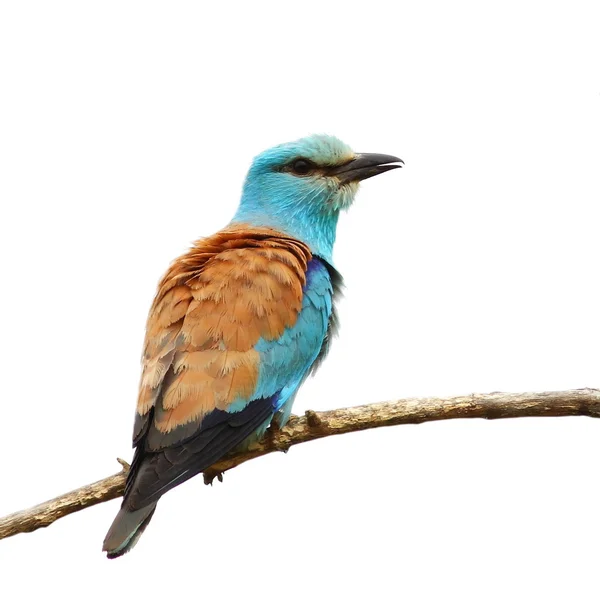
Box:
[231,258,335,436]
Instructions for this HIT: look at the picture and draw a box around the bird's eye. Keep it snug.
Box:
[290,159,314,176]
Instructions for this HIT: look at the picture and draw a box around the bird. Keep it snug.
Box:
[102,134,403,558]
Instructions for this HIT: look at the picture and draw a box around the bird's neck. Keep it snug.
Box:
[232,195,339,263]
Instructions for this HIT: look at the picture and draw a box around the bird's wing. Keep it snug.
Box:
[124,227,335,511]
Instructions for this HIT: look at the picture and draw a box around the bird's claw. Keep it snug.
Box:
[203,470,224,486]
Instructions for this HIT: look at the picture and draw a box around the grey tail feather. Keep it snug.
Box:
[102,503,157,559]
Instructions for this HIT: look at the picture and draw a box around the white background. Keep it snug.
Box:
[1,1,599,598]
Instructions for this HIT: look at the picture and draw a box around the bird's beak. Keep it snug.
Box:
[328,153,404,184]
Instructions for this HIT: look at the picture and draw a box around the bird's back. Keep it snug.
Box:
[103,225,338,557]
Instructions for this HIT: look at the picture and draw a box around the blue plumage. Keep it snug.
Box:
[233,135,356,261]
[254,258,336,424]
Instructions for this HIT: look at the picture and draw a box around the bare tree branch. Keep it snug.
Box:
[1,388,599,541]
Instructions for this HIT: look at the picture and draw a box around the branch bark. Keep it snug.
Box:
[1,388,599,541]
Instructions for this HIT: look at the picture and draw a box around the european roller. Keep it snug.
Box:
[102,134,403,558]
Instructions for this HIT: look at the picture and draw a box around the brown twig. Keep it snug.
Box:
[1,388,599,541]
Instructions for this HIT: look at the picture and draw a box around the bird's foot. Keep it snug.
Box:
[203,469,224,486]
[268,418,281,434]
[265,418,282,449]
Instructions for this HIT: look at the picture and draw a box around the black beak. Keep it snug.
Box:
[328,153,404,184]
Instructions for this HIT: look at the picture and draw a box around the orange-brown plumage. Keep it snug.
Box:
[135,225,311,444]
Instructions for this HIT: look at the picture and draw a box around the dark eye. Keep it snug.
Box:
[290,158,314,176]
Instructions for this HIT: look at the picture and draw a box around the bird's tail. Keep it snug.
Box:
[102,502,157,559]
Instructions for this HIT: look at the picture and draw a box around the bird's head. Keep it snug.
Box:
[233,134,403,261]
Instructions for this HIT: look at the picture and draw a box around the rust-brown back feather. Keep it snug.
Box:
[133,225,312,452]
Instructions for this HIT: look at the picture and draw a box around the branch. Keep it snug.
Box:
[1,388,599,541]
